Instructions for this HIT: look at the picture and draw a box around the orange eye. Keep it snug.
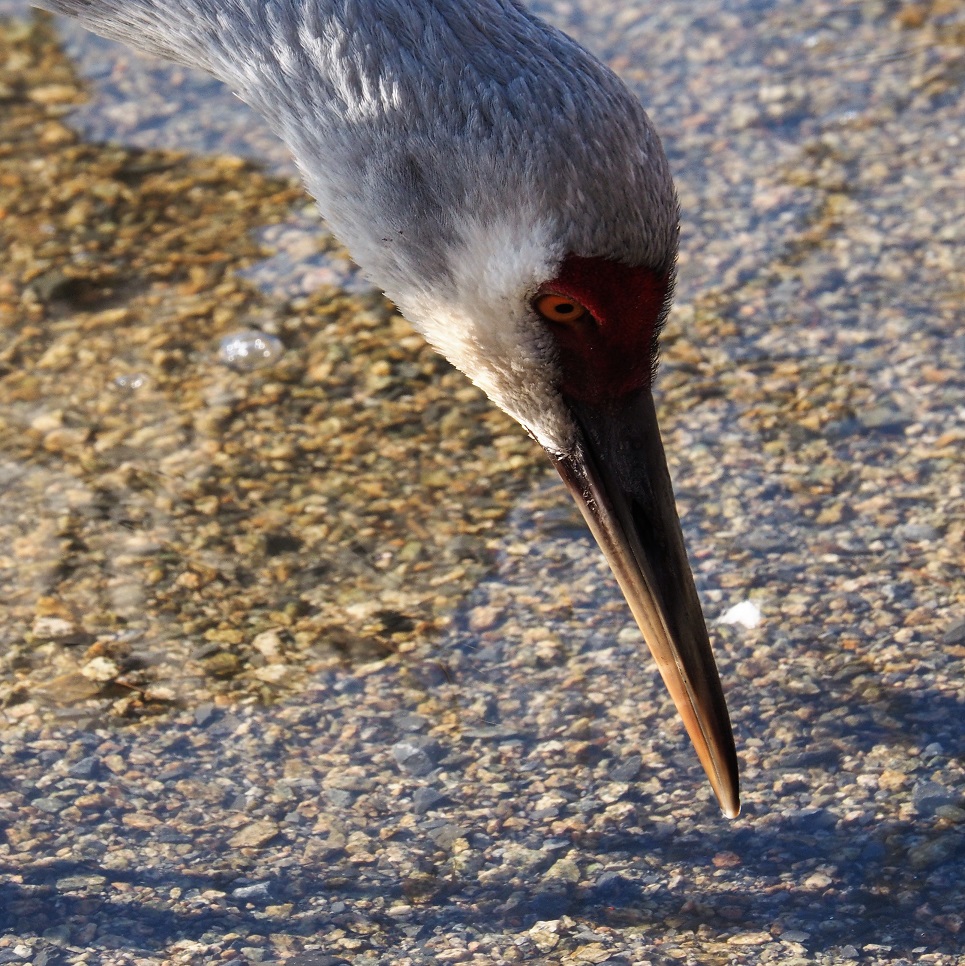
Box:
[534,293,588,324]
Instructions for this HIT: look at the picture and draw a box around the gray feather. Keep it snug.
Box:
[33,0,677,307]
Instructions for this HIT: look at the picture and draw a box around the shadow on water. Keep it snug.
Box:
[2,671,963,958]
[1,818,962,957]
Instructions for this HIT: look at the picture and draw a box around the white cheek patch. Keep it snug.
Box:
[387,210,578,453]
[450,212,557,317]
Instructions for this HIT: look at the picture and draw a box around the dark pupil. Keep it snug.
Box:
[555,302,575,315]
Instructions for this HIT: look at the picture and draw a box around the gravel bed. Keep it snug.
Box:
[0,0,963,963]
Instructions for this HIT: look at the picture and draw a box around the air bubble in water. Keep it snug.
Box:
[218,330,284,372]
[114,373,149,392]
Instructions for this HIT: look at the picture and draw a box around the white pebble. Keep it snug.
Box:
[718,600,762,629]
[81,657,120,682]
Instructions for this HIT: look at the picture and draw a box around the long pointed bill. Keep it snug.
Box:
[547,389,740,817]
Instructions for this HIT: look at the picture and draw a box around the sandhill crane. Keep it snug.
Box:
[35,0,740,817]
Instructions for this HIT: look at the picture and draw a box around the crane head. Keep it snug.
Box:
[389,208,740,819]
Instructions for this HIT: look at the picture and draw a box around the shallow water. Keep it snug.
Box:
[1,0,963,963]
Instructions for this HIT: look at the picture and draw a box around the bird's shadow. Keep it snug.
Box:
[2,674,963,960]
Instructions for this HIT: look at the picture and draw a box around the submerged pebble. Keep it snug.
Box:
[718,600,762,629]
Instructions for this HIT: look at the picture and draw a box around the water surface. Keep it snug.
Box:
[1,1,963,963]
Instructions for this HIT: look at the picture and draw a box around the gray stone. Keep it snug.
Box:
[391,737,442,777]
[412,787,447,815]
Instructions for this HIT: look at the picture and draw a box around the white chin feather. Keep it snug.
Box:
[387,209,578,453]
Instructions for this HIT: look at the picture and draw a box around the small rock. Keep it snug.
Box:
[391,736,442,777]
[427,823,467,850]
[81,657,119,682]
[202,652,241,678]
[402,871,443,902]
[609,754,642,783]
[527,920,561,953]
[232,882,272,901]
[878,769,907,790]
[542,857,580,883]
[31,797,68,814]
[253,663,297,686]
[728,931,773,945]
[895,523,939,542]
[194,703,217,726]
[412,787,447,814]
[468,605,501,631]
[252,629,284,657]
[228,821,279,849]
[55,874,107,891]
[66,756,99,779]
[719,600,762,628]
[907,835,957,869]
[803,872,833,890]
[912,781,956,814]
[941,619,965,646]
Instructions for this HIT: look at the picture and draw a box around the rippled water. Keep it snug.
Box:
[1,0,963,962]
